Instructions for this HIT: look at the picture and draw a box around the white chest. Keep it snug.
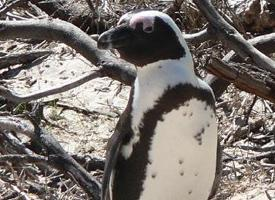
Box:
[139,99,217,200]
[120,59,199,159]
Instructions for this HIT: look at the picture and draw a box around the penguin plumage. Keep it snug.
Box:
[98,10,220,200]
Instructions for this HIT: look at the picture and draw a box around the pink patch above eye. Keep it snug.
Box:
[129,15,154,31]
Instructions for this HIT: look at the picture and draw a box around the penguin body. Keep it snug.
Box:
[98,10,219,200]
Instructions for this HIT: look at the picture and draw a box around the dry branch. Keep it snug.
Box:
[207,58,275,103]
[0,18,136,85]
[0,154,47,163]
[0,50,51,69]
[185,28,212,45]
[206,32,275,98]
[0,70,101,103]
[0,116,101,199]
[30,0,105,34]
[0,0,28,17]
[193,0,275,74]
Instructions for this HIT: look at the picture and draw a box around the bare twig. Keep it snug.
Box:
[0,178,31,200]
[2,131,33,155]
[0,154,48,163]
[0,70,101,103]
[184,28,212,45]
[56,102,119,118]
[0,50,52,69]
[244,95,257,124]
[0,116,34,138]
[0,115,101,199]
[0,0,28,17]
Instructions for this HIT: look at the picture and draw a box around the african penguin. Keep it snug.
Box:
[98,10,220,200]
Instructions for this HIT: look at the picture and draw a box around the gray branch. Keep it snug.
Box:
[0,70,101,103]
[193,0,275,74]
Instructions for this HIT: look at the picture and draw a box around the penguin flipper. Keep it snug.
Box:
[102,88,134,200]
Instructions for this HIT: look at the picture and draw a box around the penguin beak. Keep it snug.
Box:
[97,25,134,50]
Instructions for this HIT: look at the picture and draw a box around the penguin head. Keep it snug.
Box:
[98,10,188,67]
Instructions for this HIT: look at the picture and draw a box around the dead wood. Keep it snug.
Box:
[193,0,275,74]
[0,50,51,69]
[0,116,101,200]
[0,154,48,163]
[72,154,105,171]
[207,58,275,104]
[185,28,212,45]
[29,116,101,200]
[0,70,101,103]
[0,0,28,17]
[29,0,107,34]
[206,32,275,99]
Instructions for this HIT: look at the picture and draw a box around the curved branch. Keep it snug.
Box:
[0,18,136,86]
[184,28,212,44]
[0,70,101,103]
[193,0,275,74]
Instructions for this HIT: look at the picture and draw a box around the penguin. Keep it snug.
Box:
[97,10,220,200]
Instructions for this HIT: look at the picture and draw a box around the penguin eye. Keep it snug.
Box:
[144,26,153,33]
